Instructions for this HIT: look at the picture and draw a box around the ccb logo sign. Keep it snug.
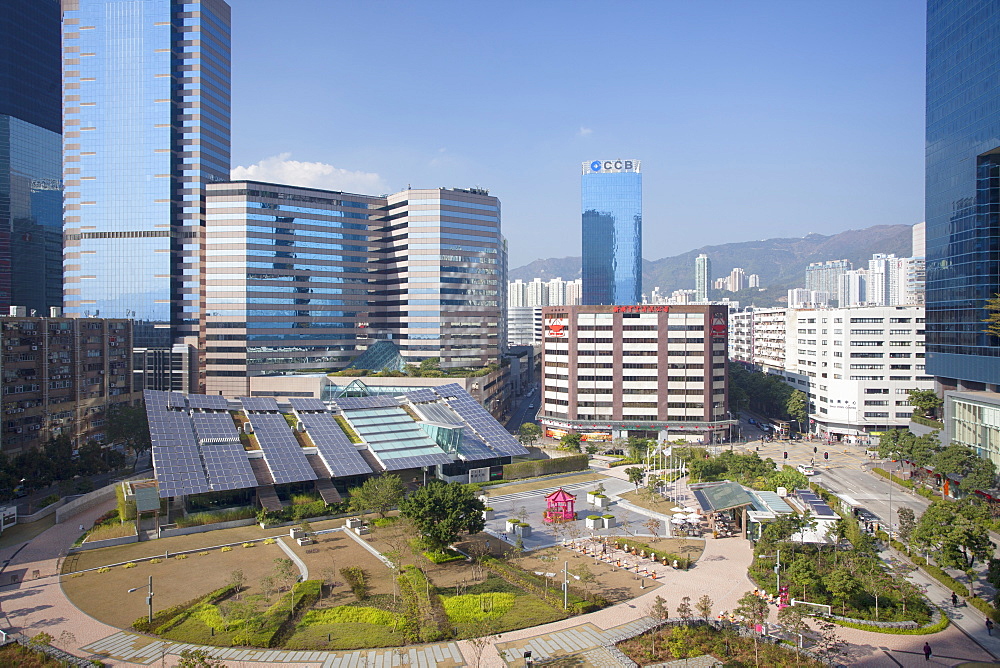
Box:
[590,160,634,172]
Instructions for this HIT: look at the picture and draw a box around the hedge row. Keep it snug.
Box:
[502,454,589,480]
[871,468,938,501]
[398,565,450,642]
[890,540,1000,622]
[833,609,950,635]
[133,584,236,634]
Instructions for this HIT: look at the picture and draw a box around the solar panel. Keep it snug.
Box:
[250,413,317,484]
[289,397,328,412]
[334,395,401,411]
[202,442,258,492]
[299,413,372,477]
[442,390,529,456]
[153,444,210,498]
[380,452,453,471]
[458,433,497,462]
[167,392,188,409]
[192,413,240,443]
[147,408,197,447]
[403,389,439,404]
[432,383,465,398]
[187,394,230,410]
[240,396,280,412]
[415,402,463,425]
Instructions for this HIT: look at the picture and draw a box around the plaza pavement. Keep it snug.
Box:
[0,472,994,667]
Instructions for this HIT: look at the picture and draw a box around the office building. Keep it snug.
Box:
[805,260,852,304]
[507,306,543,346]
[379,188,505,369]
[695,254,711,302]
[62,0,232,389]
[1,309,140,454]
[581,160,642,305]
[0,0,63,315]
[927,0,1000,469]
[540,304,733,443]
[202,181,384,396]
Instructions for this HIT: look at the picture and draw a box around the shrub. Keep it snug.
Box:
[263,538,276,545]
[587,515,601,520]
[123,562,136,569]
[443,592,515,623]
[341,566,369,601]
[423,549,465,564]
[85,521,136,542]
[502,454,589,480]
[200,551,210,556]
[969,596,1000,622]
[176,554,189,560]
[150,558,162,564]
[834,610,950,634]
[174,507,255,528]
[97,567,110,574]
[303,606,402,627]
[242,542,255,548]
[221,546,233,552]
[39,494,59,507]
[115,483,137,521]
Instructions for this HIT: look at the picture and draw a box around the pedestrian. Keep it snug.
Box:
[79,524,84,532]
[987,618,994,636]
[952,592,959,607]
[923,642,932,661]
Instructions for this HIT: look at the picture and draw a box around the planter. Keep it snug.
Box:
[505,519,519,533]
[290,528,304,540]
[296,537,313,546]
[346,517,363,529]
[602,514,616,528]
[589,494,610,509]
[585,516,603,529]
[354,525,369,536]
[514,523,531,538]
[483,508,495,521]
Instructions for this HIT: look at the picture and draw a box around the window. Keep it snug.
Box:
[865,388,889,394]
[864,400,888,406]
[851,317,884,323]
[864,412,889,418]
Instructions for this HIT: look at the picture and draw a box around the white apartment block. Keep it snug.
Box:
[732,306,931,441]
[508,306,543,346]
[507,277,582,308]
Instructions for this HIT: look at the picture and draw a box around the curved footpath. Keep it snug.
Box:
[0,499,995,667]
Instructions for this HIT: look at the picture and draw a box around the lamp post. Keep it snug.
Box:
[128,575,154,623]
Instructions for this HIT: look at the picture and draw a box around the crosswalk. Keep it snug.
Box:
[488,479,601,503]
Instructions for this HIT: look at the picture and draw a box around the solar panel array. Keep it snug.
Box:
[250,413,317,484]
[299,413,372,477]
[239,396,280,412]
[289,397,328,412]
[796,490,836,517]
[457,433,497,462]
[147,407,197,447]
[153,445,211,497]
[415,402,463,426]
[202,442,258,492]
[442,391,529,456]
[334,395,401,411]
[187,394,230,410]
[192,413,241,444]
[403,389,439,404]
[431,383,464,399]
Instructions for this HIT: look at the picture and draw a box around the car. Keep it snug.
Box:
[797,464,818,476]
[528,403,535,409]
[748,418,756,425]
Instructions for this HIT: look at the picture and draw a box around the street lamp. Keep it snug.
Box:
[128,575,154,623]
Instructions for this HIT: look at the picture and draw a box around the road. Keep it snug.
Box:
[816,462,928,530]
[505,382,540,432]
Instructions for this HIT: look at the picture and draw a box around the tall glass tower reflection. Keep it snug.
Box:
[0,0,63,314]
[62,0,231,352]
[581,160,642,305]
[926,0,1000,385]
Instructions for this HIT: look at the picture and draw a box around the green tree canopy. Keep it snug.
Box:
[348,474,405,518]
[913,499,994,569]
[785,390,808,427]
[932,443,997,494]
[517,422,541,446]
[907,389,943,419]
[399,481,485,549]
[106,402,151,470]
[624,466,645,490]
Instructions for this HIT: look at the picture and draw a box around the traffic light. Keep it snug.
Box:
[824,451,829,460]
[813,446,818,454]
[783,451,788,459]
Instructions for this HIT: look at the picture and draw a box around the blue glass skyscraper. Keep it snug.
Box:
[0,0,63,314]
[62,0,231,353]
[581,160,642,305]
[925,0,1000,385]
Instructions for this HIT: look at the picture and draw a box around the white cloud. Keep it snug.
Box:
[231,153,387,193]
[578,126,593,137]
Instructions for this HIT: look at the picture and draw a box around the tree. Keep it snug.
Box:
[517,422,541,446]
[272,557,297,593]
[676,596,693,623]
[785,390,808,429]
[571,563,596,597]
[560,432,582,451]
[734,591,768,629]
[908,389,943,420]
[932,443,997,495]
[649,595,670,620]
[785,555,819,600]
[644,517,661,539]
[106,403,151,470]
[229,569,245,598]
[897,507,916,545]
[825,568,857,616]
[627,437,651,462]
[399,481,485,550]
[624,466,645,490]
[348,473,405,518]
[696,594,713,620]
[777,605,810,645]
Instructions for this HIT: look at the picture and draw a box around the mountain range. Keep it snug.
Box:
[509,224,915,306]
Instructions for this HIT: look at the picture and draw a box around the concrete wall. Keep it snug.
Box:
[71,531,138,553]
[18,497,72,524]
[158,517,256,538]
[55,473,151,524]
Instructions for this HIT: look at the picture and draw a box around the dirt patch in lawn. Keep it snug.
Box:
[61,542,286,628]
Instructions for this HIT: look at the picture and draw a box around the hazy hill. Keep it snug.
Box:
[509,224,915,305]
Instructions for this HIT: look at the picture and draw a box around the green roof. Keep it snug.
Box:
[692,482,754,513]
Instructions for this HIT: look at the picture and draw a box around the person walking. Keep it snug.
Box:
[987,618,994,636]
[923,642,932,662]
[952,592,959,607]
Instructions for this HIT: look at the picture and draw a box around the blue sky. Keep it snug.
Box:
[229,1,926,269]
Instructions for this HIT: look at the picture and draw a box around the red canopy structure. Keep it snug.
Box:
[543,487,577,523]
